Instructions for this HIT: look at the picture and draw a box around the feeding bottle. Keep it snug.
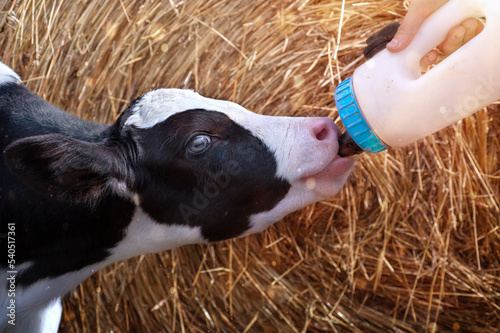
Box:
[335,0,500,157]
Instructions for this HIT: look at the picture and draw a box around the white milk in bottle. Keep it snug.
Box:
[335,0,500,156]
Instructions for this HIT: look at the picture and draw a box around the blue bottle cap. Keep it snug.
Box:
[334,77,388,154]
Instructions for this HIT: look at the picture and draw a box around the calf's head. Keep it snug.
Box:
[6,89,354,250]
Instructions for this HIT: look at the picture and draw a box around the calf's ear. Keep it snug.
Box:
[4,133,127,204]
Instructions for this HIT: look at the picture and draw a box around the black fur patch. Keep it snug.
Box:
[133,110,291,242]
[0,83,290,288]
[0,83,134,286]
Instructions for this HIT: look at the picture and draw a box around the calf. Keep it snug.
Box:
[0,62,354,333]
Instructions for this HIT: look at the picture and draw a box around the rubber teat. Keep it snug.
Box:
[338,132,364,157]
[336,0,500,152]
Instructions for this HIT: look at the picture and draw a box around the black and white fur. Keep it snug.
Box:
[0,62,354,333]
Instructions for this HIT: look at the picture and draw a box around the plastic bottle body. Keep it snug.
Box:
[336,0,500,151]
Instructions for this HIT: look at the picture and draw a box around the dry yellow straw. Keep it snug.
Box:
[1,0,499,332]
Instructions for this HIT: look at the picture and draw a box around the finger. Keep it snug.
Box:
[437,25,465,56]
[420,50,439,67]
[387,0,448,53]
[364,23,401,59]
[475,18,485,35]
[462,18,478,43]
[462,17,484,44]
[386,12,425,52]
[437,18,484,56]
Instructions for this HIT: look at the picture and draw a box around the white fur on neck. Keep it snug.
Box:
[0,62,21,85]
[0,207,205,332]
[109,207,206,262]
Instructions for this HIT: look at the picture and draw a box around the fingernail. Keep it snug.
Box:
[387,38,399,49]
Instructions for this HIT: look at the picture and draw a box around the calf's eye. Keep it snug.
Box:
[187,135,212,155]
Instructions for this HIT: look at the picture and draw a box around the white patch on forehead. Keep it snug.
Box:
[123,88,341,186]
[0,62,21,85]
[125,88,251,129]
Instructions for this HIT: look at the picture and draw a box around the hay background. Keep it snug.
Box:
[1,0,499,332]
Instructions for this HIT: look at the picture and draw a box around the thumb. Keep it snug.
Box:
[387,0,448,52]
[386,11,426,52]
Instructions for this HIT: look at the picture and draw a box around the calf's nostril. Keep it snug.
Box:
[314,127,329,141]
[312,119,333,141]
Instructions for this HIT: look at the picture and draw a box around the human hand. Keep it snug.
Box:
[386,0,449,52]
[386,0,484,67]
[419,17,484,66]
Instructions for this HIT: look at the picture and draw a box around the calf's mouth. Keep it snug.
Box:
[338,132,364,157]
